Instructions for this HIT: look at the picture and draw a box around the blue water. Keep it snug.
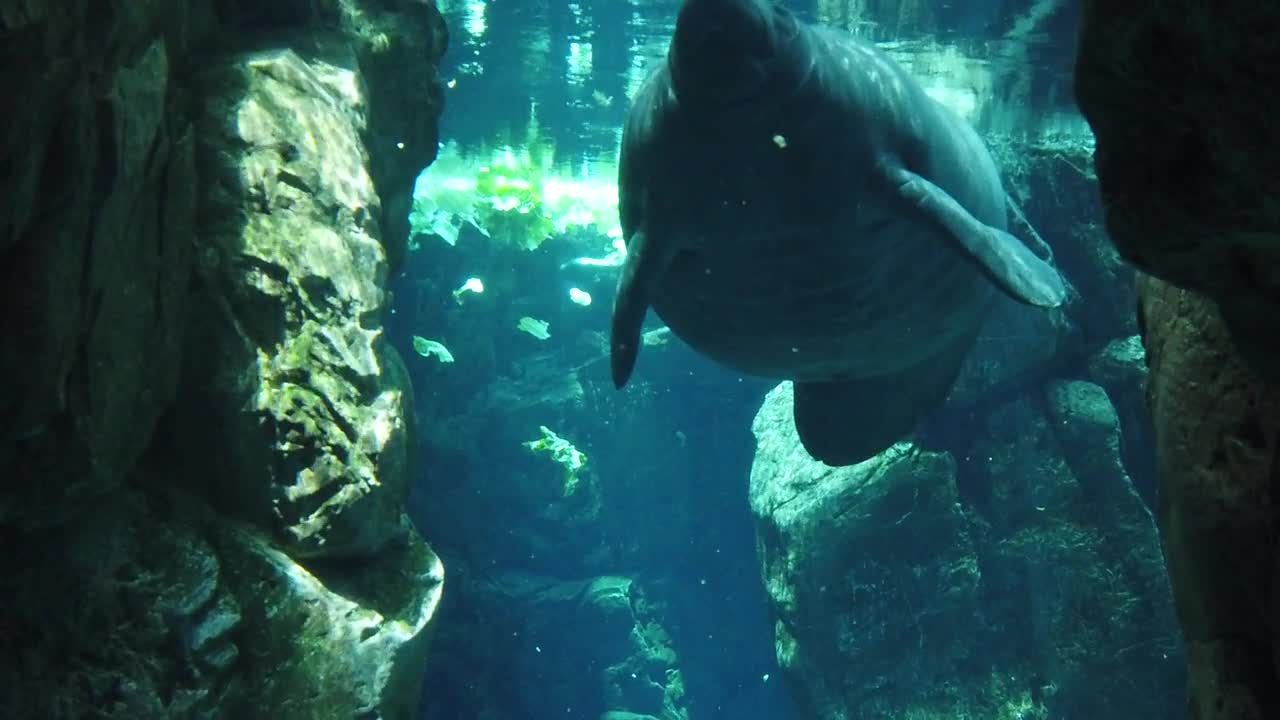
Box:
[396,2,1176,719]
[435,0,1081,167]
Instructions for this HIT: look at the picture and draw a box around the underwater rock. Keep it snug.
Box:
[974,389,1184,719]
[0,8,197,527]
[1085,335,1145,388]
[992,133,1134,345]
[1075,2,1280,367]
[0,1,447,718]
[420,571,688,720]
[1080,7,1280,711]
[176,47,412,559]
[749,381,1184,719]
[215,521,443,720]
[1138,275,1280,720]
[944,291,1073,410]
[750,382,984,720]
[342,0,448,273]
[1085,336,1157,503]
[1,494,237,718]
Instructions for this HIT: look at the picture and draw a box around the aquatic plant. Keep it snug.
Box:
[409,141,620,251]
[523,425,588,495]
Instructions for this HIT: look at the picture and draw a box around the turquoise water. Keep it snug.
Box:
[399,2,1183,718]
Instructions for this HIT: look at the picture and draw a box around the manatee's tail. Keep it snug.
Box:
[793,328,977,466]
[610,230,672,388]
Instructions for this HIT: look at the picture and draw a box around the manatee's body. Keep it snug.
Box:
[610,0,1066,465]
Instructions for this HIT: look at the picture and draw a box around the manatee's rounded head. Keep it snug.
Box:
[670,0,783,110]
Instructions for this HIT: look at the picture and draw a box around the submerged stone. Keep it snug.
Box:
[749,380,1183,719]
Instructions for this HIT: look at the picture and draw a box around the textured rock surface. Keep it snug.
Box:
[0,1,448,717]
[419,570,689,720]
[1077,6,1280,717]
[1086,335,1157,503]
[1074,2,1280,357]
[750,381,1183,720]
[1,490,443,718]
[0,2,197,527]
[178,45,412,558]
[1138,275,1280,720]
[216,522,444,720]
[991,133,1132,344]
[751,391,983,720]
[944,133,1113,413]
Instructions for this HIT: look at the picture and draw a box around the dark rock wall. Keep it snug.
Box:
[750,375,1183,720]
[1076,5,1280,719]
[1075,2,1280,377]
[1138,277,1280,720]
[0,2,448,718]
[1,1,200,528]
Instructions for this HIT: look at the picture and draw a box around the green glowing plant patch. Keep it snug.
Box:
[523,425,588,496]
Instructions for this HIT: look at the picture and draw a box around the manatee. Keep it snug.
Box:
[610,0,1066,466]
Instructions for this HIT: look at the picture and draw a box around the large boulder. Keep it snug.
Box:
[175,46,412,559]
[749,381,1183,719]
[214,520,444,720]
[0,3,198,527]
[1074,2,1280,370]
[1077,6,1280,715]
[751,387,983,720]
[0,1,449,717]
[1138,275,1280,720]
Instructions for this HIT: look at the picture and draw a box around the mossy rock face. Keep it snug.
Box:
[0,494,235,718]
[175,46,413,559]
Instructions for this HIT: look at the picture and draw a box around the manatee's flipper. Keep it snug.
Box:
[611,230,674,388]
[793,338,972,466]
[886,165,1067,308]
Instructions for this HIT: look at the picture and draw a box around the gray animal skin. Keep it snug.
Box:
[610,0,1066,466]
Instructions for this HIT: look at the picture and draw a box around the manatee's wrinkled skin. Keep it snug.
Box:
[610,0,1064,465]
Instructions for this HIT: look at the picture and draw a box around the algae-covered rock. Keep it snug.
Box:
[176,47,411,558]
[1085,334,1157,505]
[749,381,1184,720]
[1139,276,1280,720]
[750,382,984,719]
[215,520,443,720]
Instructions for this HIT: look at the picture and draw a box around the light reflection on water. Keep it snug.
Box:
[433,0,1086,172]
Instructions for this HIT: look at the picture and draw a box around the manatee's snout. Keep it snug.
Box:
[671,0,776,105]
[675,0,774,56]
